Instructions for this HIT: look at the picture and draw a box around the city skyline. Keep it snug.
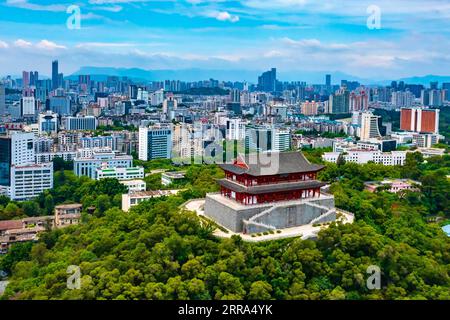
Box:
[0,0,450,80]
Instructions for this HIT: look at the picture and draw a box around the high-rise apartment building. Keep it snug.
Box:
[301,101,319,116]
[326,74,331,87]
[245,127,291,153]
[22,71,30,89]
[52,60,59,90]
[328,88,350,114]
[400,107,440,134]
[226,118,247,140]
[49,96,71,115]
[230,89,241,104]
[429,89,442,107]
[20,96,37,117]
[138,126,173,161]
[257,68,277,92]
[391,90,414,108]
[0,132,53,200]
[0,84,5,116]
[163,95,178,120]
[30,71,38,87]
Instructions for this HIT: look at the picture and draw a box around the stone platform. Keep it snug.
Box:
[204,193,336,234]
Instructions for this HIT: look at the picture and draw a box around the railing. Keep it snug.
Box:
[309,209,335,225]
[335,208,355,217]
[243,219,276,232]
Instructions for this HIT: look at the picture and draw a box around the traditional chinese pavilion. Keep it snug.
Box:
[205,151,337,234]
[217,152,326,205]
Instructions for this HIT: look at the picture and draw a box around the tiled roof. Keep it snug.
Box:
[219,152,324,176]
[0,220,22,232]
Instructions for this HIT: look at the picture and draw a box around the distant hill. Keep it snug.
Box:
[396,75,450,86]
[69,67,370,84]
[68,67,450,86]
[69,67,261,83]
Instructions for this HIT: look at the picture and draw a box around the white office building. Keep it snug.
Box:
[226,118,247,141]
[245,127,291,153]
[38,111,58,135]
[21,97,37,117]
[95,166,144,181]
[0,132,54,200]
[73,149,133,179]
[8,163,54,201]
[63,116,97,131]
[120,179,146,192]
[413,134,440,148]
[139,126,173,161]
[359,112,382,140]
[323,150,407,166]
[35,151,77,164]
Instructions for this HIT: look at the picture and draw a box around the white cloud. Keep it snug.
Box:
[211,11,239,22]
[5,0,67,12]
[282,38,349,51]
[14,39,32,48]
[36,40,67,50]
[0,41,9,49]
[92,5,123,12]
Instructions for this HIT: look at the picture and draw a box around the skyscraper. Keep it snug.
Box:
[30,71,38,86]
[52,60,59,90]
[326,74,331,87]
[257,68,277,92]
[22,71,30,88]
[328,88,350,114]
[430,81,438,90]
[0,84,5,116]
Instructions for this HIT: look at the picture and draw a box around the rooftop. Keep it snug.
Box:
[128,190,174,198]
[55,203,82,210]
[0,220,22,232]
[219,151,324,177]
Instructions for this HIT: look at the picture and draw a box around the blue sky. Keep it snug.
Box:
[0,0,449,80]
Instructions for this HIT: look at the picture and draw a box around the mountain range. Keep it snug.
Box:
[12,66,450,86]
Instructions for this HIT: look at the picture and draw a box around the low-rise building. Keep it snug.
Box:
[161,171,186,186]
[416,147,446,158]
[120,179,147,192]
[1,204,82,254]
[73,148,133,179]
[364,179,421,194]
[95,166,144,181]
[323,150,407,166]
[122,190,177,212]
[54,204,82,228]
[413,134,440,148]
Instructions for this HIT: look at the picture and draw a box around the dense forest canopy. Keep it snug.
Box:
[0,151,449,300]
